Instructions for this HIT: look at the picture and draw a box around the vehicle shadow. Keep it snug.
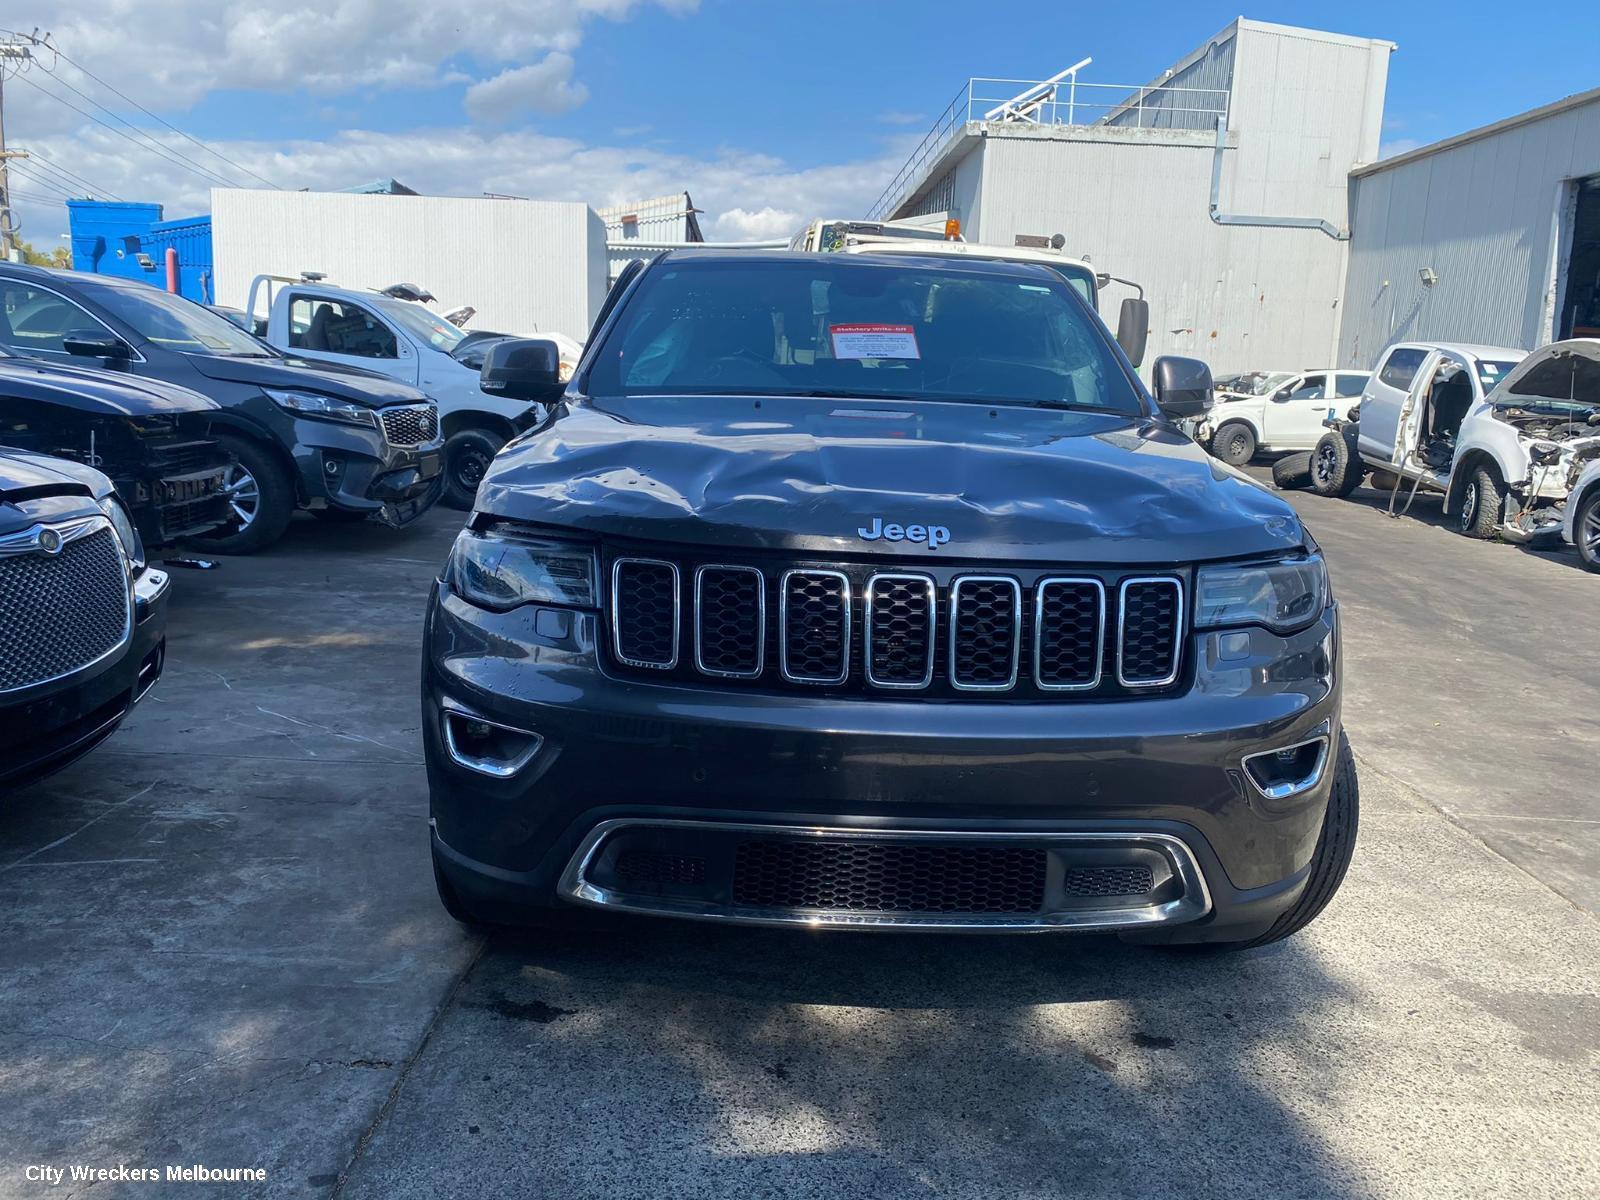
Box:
[410,916,1376,1199]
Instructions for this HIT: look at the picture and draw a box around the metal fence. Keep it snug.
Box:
[868,75,1230,220]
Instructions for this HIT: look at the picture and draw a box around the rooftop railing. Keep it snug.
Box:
[868,72,1230,219]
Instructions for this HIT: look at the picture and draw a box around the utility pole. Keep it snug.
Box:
[0,38,35,261]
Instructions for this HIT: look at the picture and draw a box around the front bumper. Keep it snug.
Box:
[424,584,1342,941]
[0,566,169,791]
[288,418,443,523]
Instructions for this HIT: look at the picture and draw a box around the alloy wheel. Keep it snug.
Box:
[1459,481,1478,531]
[222,463,261,530]
[1314,443,1337,484]
[1583,504,1600,558]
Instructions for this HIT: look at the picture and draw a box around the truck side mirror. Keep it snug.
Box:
[62,330,132,360]
[479,337,565,404]
[1115,298,1149,368]
[1151,355,1213,419]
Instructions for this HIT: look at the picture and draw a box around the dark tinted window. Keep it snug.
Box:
[290,298,397,358]
[589,257,1141,413]
[1334,373,1368,397]
[1378,348,1426,390]
[0,282,111,354]
[1286,374,1326,399]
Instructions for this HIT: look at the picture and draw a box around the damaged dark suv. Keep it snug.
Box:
[424,252,1357,948]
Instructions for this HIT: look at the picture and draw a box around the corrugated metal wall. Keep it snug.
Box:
[598,193,700,283]
[1339,95,1600,368]
[1100,31,1235,132]
[209,190,608,339]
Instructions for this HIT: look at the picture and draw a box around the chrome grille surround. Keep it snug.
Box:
[1033,576,1106,691]
[0,516,133,695]
[1116,576,1184,688]
[693,564,766,680]
[948,575,1022,692]
[863,572,936,690]
[779,569,851,685]
[611,558,680,670]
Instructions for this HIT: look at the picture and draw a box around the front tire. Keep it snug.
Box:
[1574,489,1600,573]
[198,434,296,554]
[1458,464,1505,539]
[1214,732,1359,951]
[1310,432,1366,497]
[442,428,506,511]
[1213,422,1256,467]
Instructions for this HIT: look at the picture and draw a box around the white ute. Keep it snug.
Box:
[1200,368,1372,465]
[244,275,581,509]
[1311,339,1600,551]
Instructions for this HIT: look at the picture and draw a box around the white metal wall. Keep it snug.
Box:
[1338,93,1600,369]
[210,190,609,340]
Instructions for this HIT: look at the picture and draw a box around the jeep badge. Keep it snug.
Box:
[857,517,951,550]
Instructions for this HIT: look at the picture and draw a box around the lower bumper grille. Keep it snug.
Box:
[733,839,1047,914]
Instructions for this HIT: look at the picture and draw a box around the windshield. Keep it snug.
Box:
[1476,359,1523,394]
[374,297,468,352]
[1232,371,1295,396]
[588,256,1143,414]
[87,284,274,357]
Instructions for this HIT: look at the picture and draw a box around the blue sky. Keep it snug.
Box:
[7,0,1600,243]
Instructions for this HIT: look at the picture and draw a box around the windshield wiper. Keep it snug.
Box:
[1020,399,1136,415]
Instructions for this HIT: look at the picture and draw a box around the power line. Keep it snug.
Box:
[10,161,74,199]
[13,68,242,189]
[17,150,118,199]
[28,148,117,196]
[2,29,280,190]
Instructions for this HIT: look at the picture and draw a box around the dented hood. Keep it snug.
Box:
[476,395,1306,564]
[0,356,217,416]
[186,354,428,406]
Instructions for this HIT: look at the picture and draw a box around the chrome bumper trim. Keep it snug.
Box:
[556,818,1213,932]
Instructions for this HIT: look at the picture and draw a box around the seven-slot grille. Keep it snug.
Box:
[0,524,131,694]
[608,552,1186,700]
[379,403,440,447]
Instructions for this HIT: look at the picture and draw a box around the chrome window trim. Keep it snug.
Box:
[864,572,936,690]
[693,563,766,680]
[1116,575,1184,689]
[610,557,680,670]
[0,516,134,696]
[558,818,1214,932]
[1033,576,1106,691]
[948,574,1021,692]
[778,568,851,685]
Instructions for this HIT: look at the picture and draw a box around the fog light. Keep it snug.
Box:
[441,699,543,778]
[1242,734,1329,800]
[324,459,342,477]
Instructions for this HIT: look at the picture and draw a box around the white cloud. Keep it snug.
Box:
[465,54,589,122]
[20,123,901,250]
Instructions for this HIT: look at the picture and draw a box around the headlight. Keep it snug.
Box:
[265,388,378,429]
[99,495,146,570]
[1195,554,1326,634]
[444,527,596,611]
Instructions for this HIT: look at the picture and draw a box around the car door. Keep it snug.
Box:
[282,291,418,386]
[1262,372,1329,450]
[1358,348,1427,462]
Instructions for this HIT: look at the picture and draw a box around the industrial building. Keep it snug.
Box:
[874,18,1394,373]
[596,193,705,283]
[1337,87,1600,367]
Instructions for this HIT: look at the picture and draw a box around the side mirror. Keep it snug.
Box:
[62,330,131,359]
[1273,387,1294,402]
[1152,355,1213,419]
[1115,298,1149,368]
[479,337,565,404]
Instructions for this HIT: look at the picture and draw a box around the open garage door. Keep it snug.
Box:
[1561,175,1600,339]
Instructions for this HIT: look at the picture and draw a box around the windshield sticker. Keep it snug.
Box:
[830,323,920,360]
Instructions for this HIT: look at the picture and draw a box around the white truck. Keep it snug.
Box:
[792,218,1151,368]
[1199,368,1372,465]
[243,274,582,508]
[1309,339,1600,548]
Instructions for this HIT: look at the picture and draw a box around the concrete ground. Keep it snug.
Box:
[0,476,1595,1199]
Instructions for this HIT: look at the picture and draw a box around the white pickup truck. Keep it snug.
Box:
[243,275,581,508]
[1199,368,1371,465]
[1310,339,1600,547]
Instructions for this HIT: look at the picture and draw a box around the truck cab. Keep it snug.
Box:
[246,275,582,508]
[1201,369,1370,465]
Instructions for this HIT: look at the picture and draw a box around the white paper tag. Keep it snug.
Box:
[830,323,920,360]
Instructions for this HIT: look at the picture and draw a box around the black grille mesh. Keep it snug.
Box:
[1036,580,1102,688]
[696,567,763,676]
[614,851,707,886]
[951,579,1019,687]
[867,575,934,685]
[1062,865,1155,897]
[733,840,1047,914]
[782,571,848,682]
[1120,581,1181,684]
[0,528,129,692]
[379,404,440,446]
[613,560,678,667]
